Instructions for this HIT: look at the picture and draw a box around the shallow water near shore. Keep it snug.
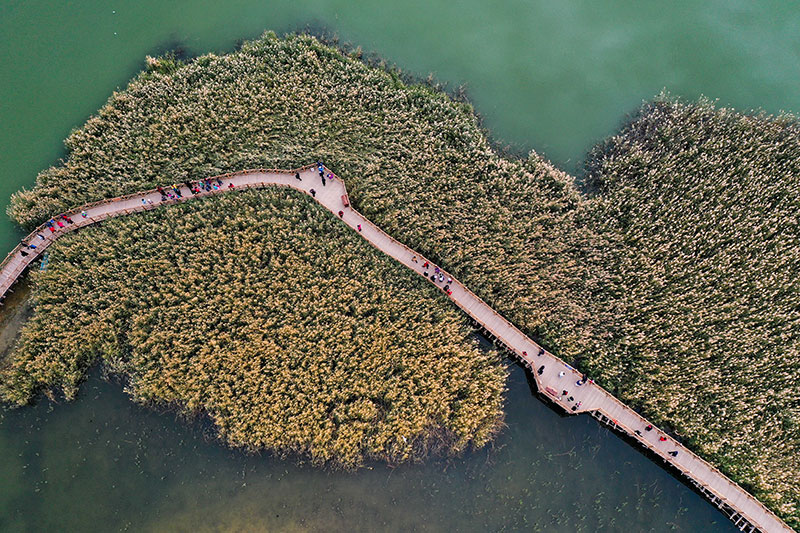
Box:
[0,366,736,532]
[1,1,797,530]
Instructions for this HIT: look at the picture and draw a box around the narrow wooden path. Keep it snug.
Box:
[0,166,792,533]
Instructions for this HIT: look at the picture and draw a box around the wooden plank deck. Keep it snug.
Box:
[0,166,792,533]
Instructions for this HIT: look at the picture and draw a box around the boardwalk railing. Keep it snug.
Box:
[0,166,792,533]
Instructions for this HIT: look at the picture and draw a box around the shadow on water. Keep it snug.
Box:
[148,37,190,60]
[0,280,32,365]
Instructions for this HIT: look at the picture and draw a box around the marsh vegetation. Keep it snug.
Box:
[579,97,800,523]
[1,189,505,468]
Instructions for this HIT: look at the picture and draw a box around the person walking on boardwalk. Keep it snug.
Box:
[357,224,362,231]
[37,233,46,240]
[412,255,418,263]
[20,250,29,257]
[338,210,344,218]
[81,210,87,218]
[295,172,301,181]
[321,173,326,187]
[310,188,316,198]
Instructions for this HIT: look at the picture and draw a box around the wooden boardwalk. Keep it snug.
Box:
[0,166,793,533]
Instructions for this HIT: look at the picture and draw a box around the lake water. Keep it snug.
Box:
[1,1,798,530]
[0,367,736,532]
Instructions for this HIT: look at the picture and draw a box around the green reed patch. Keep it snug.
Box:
[580,96,800,524]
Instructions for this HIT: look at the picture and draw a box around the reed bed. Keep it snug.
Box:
[0,189,505,468]
[580,96,800,524]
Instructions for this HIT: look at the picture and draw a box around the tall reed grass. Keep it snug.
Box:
[1,189,505,468]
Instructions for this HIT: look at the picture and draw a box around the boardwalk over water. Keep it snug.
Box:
[0,166,793,533]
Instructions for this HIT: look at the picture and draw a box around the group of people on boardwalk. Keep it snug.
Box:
[47,214,73,230]
[637,424,680,457]
[156,177,233,202]
[43,214,73,234]
[0,166,731,470]
[558,389,584,411]
[317,162,333,187]
[411,256,453,295]
[20,214,74,257]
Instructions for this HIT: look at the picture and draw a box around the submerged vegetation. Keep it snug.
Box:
[0,189,505,467]
[2,32,799,526]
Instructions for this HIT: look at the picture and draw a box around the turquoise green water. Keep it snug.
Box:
[1,1,798,530]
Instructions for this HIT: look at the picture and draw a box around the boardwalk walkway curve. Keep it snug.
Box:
[0,166,793,533]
